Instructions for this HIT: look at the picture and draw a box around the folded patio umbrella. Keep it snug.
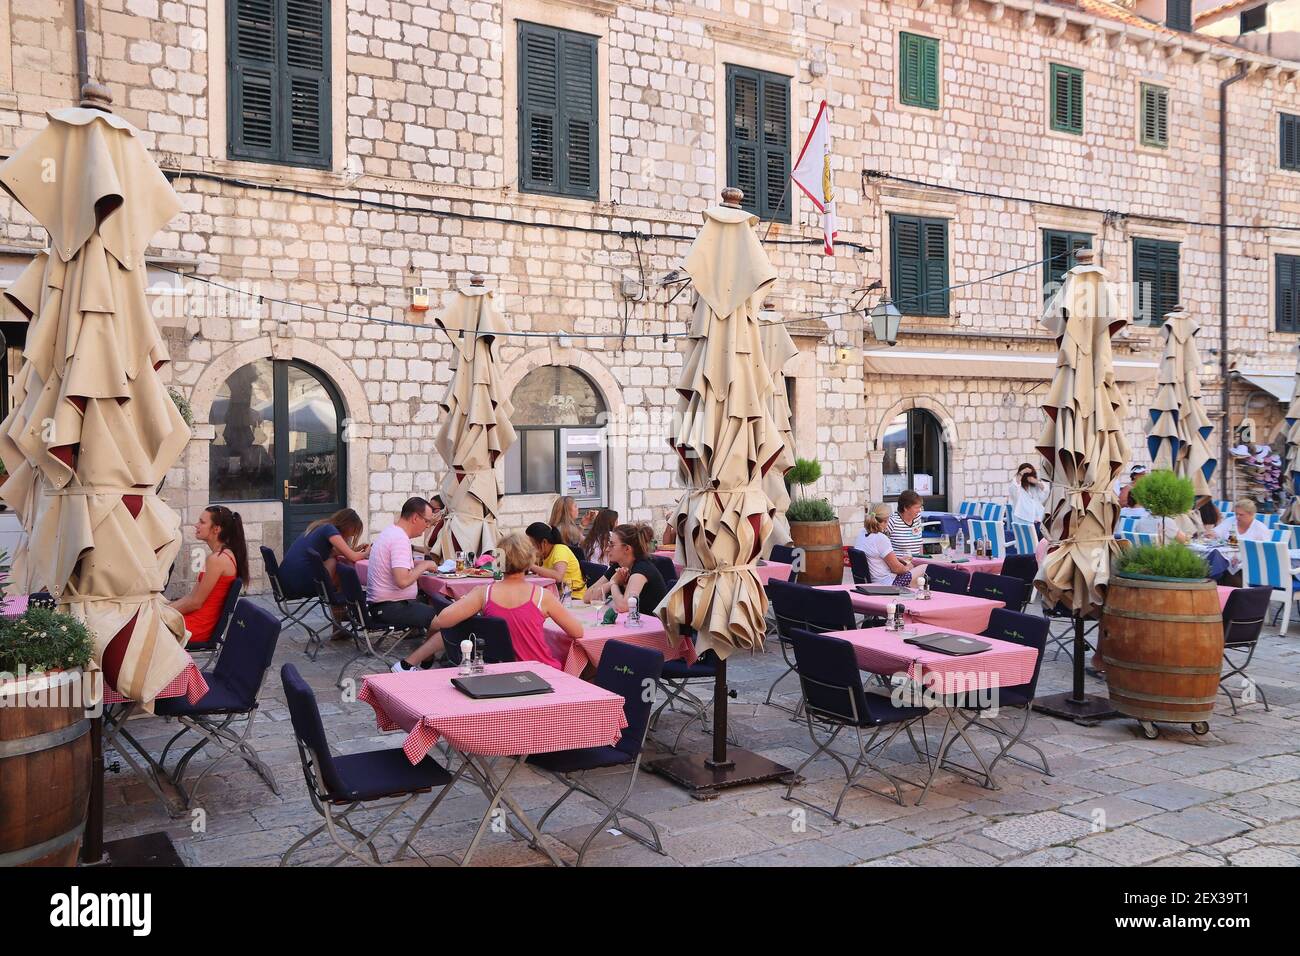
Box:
[1034,248,1131,618]
[660,192,783,660]
[432,280,516,557]
[1285,344,1300,523]
[0,91,190,708]
[1146,306,1216,497]
[759,306,797,553]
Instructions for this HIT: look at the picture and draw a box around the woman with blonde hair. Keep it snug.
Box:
[854,502,916,586]
[278,507,369,600]
[548,495,584,550]
[393,532,583,671]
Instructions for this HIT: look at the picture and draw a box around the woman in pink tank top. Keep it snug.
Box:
[413,532,583,670]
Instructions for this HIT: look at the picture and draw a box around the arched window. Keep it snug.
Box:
[504,366,609,503]
[210,359,347,549]
[882,408,949,510]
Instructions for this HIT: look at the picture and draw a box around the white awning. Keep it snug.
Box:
[862,349,1158,382]
[1233,370,1293,405]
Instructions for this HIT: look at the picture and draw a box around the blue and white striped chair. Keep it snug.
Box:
[1269,528,1292,544]
[958,501,982,518]
[980,502,1007,523]
[1215,500,1233,516]
[1119,530,1156,548]
[968,520,1008,558]
[1117,516,1141,534]
[1011,521,1038,556]
[1240,539,1300,633]
[1278,524,1300,549]
[1261,513,1281,530]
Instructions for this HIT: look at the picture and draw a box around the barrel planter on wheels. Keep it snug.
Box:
[787,519,843,586]
[0,670,92,866]
[1100,576,1223,740]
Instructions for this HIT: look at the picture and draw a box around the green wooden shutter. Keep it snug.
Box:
[1051,64,1083,135]
[1141,83,1168,148]
[891,216,924,314]
[519,23,559,192]
[1043,230,1092,298]
[1134,239,1159,325]
[1281,113,1300,171]
[1166,0,1192,31]
[920,37,939,109]
[900,33,939,110]
[283,0,330,167]
[1157,242,1180,321]
[1278,255,1299,333]
[229,0,278,161]
[727,67,760,214]
[559,30,598,198]
[759,72,790,221]
[922,219,949,316]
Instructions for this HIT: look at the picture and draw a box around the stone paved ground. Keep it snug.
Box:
[102,595,1300,867]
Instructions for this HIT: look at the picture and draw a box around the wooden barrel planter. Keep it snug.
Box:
[0,671,92,866]
[1101,576,1224,739]
[788,519,843,586]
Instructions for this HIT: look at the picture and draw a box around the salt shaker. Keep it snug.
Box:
[626,595,642,627]
[458,640,474,677]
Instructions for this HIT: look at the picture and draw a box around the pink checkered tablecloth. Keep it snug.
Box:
[914,555,1005,576]
[654,551,793,584]
[543,603,697,676]
[1218,585,1234,611]
[824,624,1038,695]
[3,595,208,705]
[359,662,628,764]
[354,560,554,601]
[815,584,1005,634]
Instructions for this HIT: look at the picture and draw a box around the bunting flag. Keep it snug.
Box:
[790,100,837,255]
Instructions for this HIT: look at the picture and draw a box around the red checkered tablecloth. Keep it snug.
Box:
[816,584,1004,634]
[359,662,628,764]
[824,624,1038,695]
[354,560,554,600]
[914,555,1005,575]
[543,603,696,676]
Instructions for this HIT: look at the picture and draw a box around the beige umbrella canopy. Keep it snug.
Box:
[1146,306,1216,497]
[0,90,190,707]
[660,190,783,660]
[1284,344,1300,523]
[759,304,798,554]
[433,278,516,557]
[1035,248,1131,618]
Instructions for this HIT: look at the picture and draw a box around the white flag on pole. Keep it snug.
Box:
[790,100,837,256]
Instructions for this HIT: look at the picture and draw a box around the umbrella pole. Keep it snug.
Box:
[79,716,107,865]
[1033,614,1119,724]
[706,661,733,769]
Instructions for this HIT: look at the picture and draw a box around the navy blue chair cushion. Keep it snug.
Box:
[594,640,663,756]
[328,748,451,802]
[527,745,634,773]
[158,601,280,716]
[979,608,1049,700]
[769,544,796,566]
[1222,586,1272,648]
[189,577,243,650]
[306,550,343,606]
[579,561,608,588]
[1000,554,1038,586]
[846,547,871,584]
[767,579,854,635]
[925,564,970,595]
[281,662,349,796]
[788,629,925,727]
[969,572,1029,612]
[442,614,515,665]
[650,554,678,586]
[153,679,250,716]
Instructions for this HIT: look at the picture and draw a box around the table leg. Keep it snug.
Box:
[103,705,186,817]
[470,755,565,867]
[915,705,999,801]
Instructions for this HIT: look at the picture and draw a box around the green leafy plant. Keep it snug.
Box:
[168,386,193,428]
[1115,542,1209,581]
[0,606,95,675]
[1130,470,1195,545]
[787,497,837,522]
[785,458,835,522]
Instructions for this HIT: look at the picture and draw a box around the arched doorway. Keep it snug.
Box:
[503,365,609,508]
[209,358,348,550]
[881,408,949,511]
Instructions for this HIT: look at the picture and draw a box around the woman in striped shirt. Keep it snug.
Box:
[885,489,923,585]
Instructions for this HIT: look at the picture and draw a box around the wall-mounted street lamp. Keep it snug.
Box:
[869,294,902,346]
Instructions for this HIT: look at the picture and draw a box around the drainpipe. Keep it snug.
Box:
[1220,63,1248,501]
[74,0,90,95]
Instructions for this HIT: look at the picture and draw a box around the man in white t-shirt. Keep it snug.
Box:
[366,496,444,671]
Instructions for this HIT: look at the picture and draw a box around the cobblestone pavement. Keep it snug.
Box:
[102,595,1300,867]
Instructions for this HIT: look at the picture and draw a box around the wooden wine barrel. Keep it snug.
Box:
[788,520,844,586]
[0,671,92,866]
[1101,577,1224,728]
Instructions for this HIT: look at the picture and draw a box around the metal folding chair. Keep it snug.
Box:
[184,576,243,669]
[961,609,1053,777]
[261,545,326,658]
[846,546,871,584]
[528,641,666,866]
[333,562,422,687]
[1219,586,1272,714]
[764,580,856,715]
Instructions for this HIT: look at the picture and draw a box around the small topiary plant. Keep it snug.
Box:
[0,605,95,675]
[1129,469,1195,546]
[1115,542,1209,581]
[785,458,835,522]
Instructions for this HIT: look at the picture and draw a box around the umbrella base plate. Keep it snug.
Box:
[1034,692,1119,725]
[81,832,185,868]
[644,748,794,800]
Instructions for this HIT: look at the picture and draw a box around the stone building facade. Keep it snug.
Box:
[1,0,1299,594]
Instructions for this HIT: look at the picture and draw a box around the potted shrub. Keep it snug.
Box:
[784,458,842,585]
[1102,469,1221,740]
[0,594,97,865]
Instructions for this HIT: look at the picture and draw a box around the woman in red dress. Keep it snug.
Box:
[168,505,250,648]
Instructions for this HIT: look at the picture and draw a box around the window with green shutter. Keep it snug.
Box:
[518,21,599,199]
[1166,0,1193,31]
[726,65,791,223]
[1133,238,1180,326]
[228,0,331,169]
[899,33,939,110]
[1281,113,1300,171]
[1277,255,1300,332]
[891,214,949,317]
[1050,63,1084,136]
[1042,230,1093,299]
[1141,83,1169,149]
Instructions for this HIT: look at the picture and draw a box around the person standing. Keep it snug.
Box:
[1009,462,1050,529]
[365,497,444,672]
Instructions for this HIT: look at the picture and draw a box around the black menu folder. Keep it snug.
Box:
[452,671,555,699]
[902,633,991,656]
